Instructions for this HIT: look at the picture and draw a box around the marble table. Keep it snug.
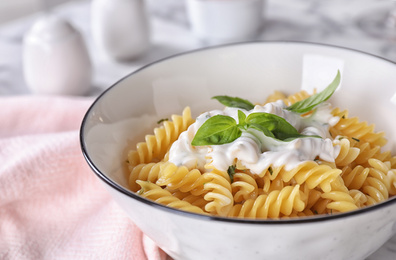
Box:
[1,0,395,259]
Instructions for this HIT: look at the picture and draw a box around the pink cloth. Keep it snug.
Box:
[0,96,168,260]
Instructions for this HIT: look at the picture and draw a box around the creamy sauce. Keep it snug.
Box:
[168,100,340,174]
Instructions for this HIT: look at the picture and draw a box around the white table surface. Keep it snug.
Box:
[1,0,395,259]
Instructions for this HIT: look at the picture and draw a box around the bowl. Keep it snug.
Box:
[80,42,396,260]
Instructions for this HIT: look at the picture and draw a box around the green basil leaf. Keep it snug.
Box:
[237,110,247,128]
[191,115,241,146]
[227,165,236,182]
[212,96,255,110]
[246,112,319,141]
[246,112,299,140]
[248,123,275,139]
[157,118,168,124]
[286,70,341,113]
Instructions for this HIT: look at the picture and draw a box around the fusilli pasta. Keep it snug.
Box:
[126,90,395,219]
[127,107,194,167]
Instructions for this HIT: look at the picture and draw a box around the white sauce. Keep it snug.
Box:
[168,100,340,174]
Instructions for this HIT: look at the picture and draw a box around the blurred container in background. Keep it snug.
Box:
[91,0,151,61]
[23,14,92,95]
[186,0,265,45]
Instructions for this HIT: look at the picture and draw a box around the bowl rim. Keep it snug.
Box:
[80,40,396,224]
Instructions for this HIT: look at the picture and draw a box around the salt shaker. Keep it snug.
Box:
[91,0,150,61]
[23,15,92,95]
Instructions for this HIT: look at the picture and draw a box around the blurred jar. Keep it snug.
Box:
[23,15,92,95]
[186,0,265,45]
[91,0,151,61]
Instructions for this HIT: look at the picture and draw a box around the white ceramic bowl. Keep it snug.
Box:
[80,42,396,260]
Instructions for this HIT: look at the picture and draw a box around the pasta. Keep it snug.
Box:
[232,172,259,202]
[272,161,342,193]
[156,161,207,195]
[129,162,164,191]
[137,180,206,214]
[228,185,305,218]
[170,190,208,209]
[341,165,370,190]
[333,138,360,167]
[126,89,396,219]
[127,107,194,168]
[330,108,387,147]
[201,162,234,216]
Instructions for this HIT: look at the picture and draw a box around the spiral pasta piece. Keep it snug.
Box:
[311,197,331,215]
[263,91,287,104]
[329,175,349,192]
[171,190,208,209]
[368,158,392,175]
[340,159,393,206]
[349,189,368,208]
[389,156,396,168]
[156,162,206,195]
[303,175,356,214]
[231,172,259,202]
[334,138,360,167]
[262,174,289,194]
[202,163,233,216]
[387,169,396,196]
[263,90,311,106]
[330,108,387,147]
[128,107,194,167]
[283,90,312,106]
[341,165,370,190]
[255,161,341,193]
[228,185,305,219]
[299,183,322,210]
[362,180,387,204]
[129,162,164,192]
[279,161,342,193]
[361,159,392,204]
[352,141,381,166]
[321,191,358,213]
[137,180,206,214]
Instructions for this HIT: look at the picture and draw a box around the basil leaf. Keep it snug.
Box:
[286,70,341,113]
[237,110,247,128]
[191,115,241,146]
[248,123,275,139]
[157,118,168,124]
[227,165,236,182]
[212,96,255,110]
[246,112,318,141]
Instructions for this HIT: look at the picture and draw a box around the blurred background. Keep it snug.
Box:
[1,0,396,96]
[0,0,69,24]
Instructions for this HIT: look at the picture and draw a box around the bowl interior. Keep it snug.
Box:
[81,41,396,195]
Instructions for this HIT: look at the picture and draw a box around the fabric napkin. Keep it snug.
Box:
[0,96,168,260]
